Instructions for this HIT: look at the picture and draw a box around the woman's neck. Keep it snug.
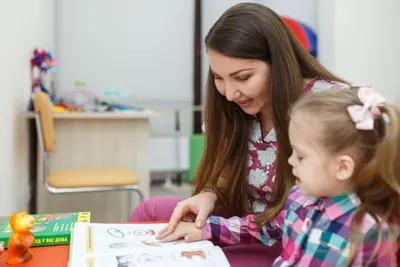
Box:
[257,105,274,137]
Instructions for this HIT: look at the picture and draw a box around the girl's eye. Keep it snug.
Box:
[297,156,304,161]
[214,75,222,80]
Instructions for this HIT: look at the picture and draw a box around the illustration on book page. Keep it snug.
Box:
[86,248,229,267]
[116,254,136,267]
[83,223,214,252]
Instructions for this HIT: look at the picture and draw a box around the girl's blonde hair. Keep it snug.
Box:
[290,87,400,266]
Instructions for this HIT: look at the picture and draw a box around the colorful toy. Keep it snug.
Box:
[28,49,57,111]
[282,16,317,57]
[30,49,57,93]
[31,49,56,73]
[6,211,36,265]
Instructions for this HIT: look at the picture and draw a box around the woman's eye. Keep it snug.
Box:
[235,76,250,82]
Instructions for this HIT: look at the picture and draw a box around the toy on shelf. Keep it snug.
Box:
[61,80,98,111]
[28,49,57,111]
[31,49,56,94]
[6,211,36,265]
[101,89,136,110]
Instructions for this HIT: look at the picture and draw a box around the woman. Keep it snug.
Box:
[131,3,347,266]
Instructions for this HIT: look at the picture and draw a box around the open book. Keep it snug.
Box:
[68,222,231,267]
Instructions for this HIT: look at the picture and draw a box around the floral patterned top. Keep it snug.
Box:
[247,78,348,214]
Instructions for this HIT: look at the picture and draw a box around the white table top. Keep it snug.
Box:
[26,110,158,120]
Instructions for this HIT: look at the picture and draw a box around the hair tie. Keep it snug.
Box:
[347,87,386,130]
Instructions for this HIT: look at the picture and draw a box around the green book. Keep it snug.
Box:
[0,211,91,248]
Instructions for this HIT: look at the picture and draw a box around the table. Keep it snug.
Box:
[0,245,69,267]
[27,111,155,222]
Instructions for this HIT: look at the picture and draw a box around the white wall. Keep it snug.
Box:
[318,0,400,102]
[55,0,195,137]
[0,0,54,215]
[54,0,196,174]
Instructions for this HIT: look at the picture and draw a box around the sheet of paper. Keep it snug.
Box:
[71,222,214,253]
[70,246,231,267]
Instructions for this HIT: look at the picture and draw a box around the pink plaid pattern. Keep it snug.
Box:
[203,186,399,266]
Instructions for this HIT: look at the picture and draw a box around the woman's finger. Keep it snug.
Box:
[159,206,185,238]
[156,205,189,240]
[195,208,209,228]
[181,213,196,222]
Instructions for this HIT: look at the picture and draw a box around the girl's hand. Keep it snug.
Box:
[156,192,217,240]
[157,222,202,243]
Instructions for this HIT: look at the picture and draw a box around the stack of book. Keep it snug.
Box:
[0,211,90,248]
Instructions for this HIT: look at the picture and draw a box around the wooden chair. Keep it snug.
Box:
[33,92,144,203]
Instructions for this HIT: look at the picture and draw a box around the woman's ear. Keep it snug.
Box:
[335,155,355,181]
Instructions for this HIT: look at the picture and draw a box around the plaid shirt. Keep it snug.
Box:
[202,186,399,266]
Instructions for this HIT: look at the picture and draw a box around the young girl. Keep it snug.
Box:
[158,86,400,266]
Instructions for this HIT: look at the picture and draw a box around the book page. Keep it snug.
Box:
[69,222,231,267]
[71,246,230,267]
[71,222,214,253]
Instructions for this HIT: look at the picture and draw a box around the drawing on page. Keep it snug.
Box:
[137,253,163,264]
[132,230,156,236]
[109,242,129,249]
[181,250,207,260]
[107,228,125,238]
[141,240,160,247]
[116,254,136,267]
[171,240,189,245]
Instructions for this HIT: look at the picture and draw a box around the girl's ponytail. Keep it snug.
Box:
[373,105,400,197]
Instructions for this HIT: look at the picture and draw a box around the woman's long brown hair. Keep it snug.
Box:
[192,3,347,225]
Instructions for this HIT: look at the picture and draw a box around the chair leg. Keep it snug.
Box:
[133,188,144,202]
[127,188,145,221]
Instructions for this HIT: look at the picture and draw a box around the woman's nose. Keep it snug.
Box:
[225,85,240,102]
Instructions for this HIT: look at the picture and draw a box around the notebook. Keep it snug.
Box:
[68,222,231,267]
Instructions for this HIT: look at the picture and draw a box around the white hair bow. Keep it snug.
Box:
[347,87,386,130]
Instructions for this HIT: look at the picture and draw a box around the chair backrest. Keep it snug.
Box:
[33,92,56,152]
